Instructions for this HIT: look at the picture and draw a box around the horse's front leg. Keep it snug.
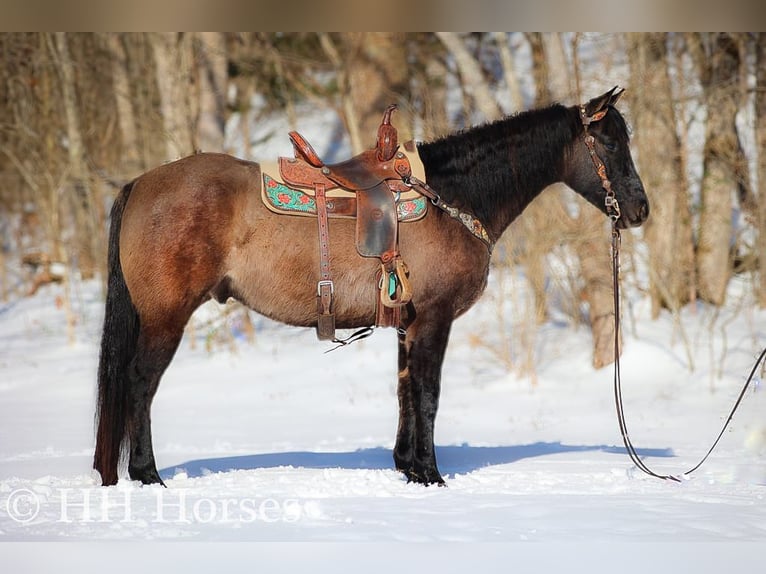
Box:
[394,316,451,486]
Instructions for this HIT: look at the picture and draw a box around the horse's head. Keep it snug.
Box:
[564,87,649,229]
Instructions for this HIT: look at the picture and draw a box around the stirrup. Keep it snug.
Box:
[379,258,412,309]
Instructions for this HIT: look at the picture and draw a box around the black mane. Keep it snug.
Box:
[417,104,583,235]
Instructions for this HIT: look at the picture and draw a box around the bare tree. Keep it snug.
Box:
[525,33,552,106]
[151,33,196,160]
[688,33,748,305]
[513,32,556,325]
[195,32,228,152]
[346,33,412,143]
[51,33,102,281]
[436,32,501,122]
[318,33,414,153]
[106,33,140,172]
[494,32,524,113]
[627,33,695,317]
[120,33,167,169]
[409,35,451,140]
[318,32,364,153]
[757,33,766,307]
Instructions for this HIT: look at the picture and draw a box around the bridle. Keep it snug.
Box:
[580,105,621,224]
[580,104,765,482]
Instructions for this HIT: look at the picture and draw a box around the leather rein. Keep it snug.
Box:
[581,105,765,482]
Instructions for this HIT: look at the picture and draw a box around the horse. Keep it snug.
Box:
[94,87,648,487]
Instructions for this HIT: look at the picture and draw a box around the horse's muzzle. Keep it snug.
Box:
[617,198,649,229]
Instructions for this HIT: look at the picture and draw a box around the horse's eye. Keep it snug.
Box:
[603,141,617,153]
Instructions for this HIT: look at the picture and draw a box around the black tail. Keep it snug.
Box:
[94,181,139,486]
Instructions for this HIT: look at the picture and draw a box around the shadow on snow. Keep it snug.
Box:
[160,441,674,480]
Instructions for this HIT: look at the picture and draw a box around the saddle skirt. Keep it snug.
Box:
[260,144,428,223]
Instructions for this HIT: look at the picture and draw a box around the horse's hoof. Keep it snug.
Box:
[94,468,118,487]
[402,467,446,487]
[129,466,166,487]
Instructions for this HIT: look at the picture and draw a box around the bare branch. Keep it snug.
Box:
[436,32,502,121]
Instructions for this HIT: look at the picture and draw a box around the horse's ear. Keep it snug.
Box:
[584,86,622,116]
[608,87,625,106]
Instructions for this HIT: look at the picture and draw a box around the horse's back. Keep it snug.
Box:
[126,152,259,200]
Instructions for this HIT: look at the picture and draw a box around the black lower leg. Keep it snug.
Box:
[127,337,179,486]
[398,319,451,486]
[128,414,164,486]
[394,329,415,472]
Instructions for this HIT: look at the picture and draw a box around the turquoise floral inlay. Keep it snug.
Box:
[397,197,426,221]
[263,173,427,221]
[264,174,316,213]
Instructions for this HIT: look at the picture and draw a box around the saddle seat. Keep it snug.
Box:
[287,104,405,188]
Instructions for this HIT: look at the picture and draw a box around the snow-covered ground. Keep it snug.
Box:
[2,263,765,552]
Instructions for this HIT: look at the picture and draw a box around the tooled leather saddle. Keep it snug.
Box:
[262,105,423,341]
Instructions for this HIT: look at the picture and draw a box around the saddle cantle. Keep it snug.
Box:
[261,105,422,341]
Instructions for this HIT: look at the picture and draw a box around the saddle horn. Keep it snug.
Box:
[376,104,399,162]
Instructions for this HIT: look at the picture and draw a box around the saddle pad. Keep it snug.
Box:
[260,154,427,222]
[262,173,427,221]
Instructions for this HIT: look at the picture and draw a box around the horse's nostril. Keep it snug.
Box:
[639,200,649,221]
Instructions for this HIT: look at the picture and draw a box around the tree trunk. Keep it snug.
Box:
[106,33,140,173]
[151,32,196,159]
[121,33,164,169]
[514,33,562,326]
[318,33,364,154]
[692,33,743,305]
[416,47,451,140]
[544,33,573,103]
[574,221,616,368]
[526,33,552,106]
[436,32,501,122]
[53,33,100,281]
[757,34,766,307]
[627,33,695,317]
[319,33,414,154]
[345,33,413,148]
[195,32,227,152]
[494,32,524,113]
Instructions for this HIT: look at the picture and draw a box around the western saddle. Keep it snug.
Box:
[274,105,416,341]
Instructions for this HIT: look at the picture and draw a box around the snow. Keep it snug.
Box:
[1,263,765,557]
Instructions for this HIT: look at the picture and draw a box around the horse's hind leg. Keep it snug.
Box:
[394,315,452,486]
[126,322,185,485]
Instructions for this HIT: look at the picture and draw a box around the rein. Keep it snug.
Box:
[610,223,766,481]
[581,105,765,482]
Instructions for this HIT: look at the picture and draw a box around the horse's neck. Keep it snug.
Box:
[419,106,575,240]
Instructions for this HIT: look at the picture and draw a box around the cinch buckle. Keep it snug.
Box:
[317,280,334,296]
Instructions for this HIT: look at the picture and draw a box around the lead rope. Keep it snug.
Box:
[610,220,766,481]
[579,101,763,481]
